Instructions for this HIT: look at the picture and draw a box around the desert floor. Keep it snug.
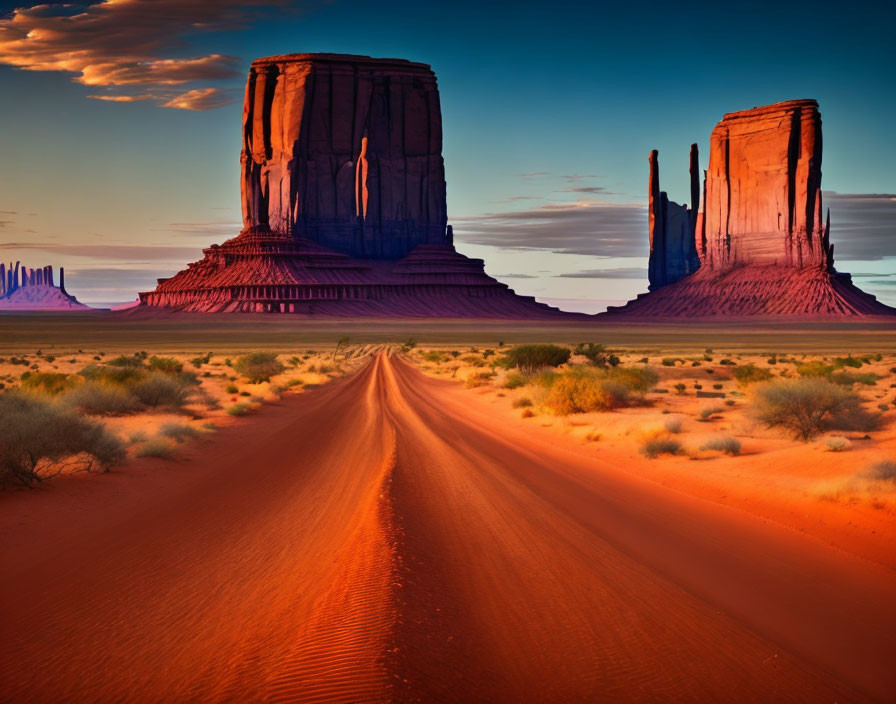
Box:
[1,314,895,702]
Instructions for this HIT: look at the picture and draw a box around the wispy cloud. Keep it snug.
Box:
[452,202,647,258]
[555,186,617,195]
[825,192,896,261]
[556,267,647,279]
[0,1,299,110]
[161,87,233,111]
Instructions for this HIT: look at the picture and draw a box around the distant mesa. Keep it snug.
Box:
[608,99,894,318]
[0,262,88,311]
[139,53,569,317]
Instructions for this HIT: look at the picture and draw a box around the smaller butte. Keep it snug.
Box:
[608,99,894,318]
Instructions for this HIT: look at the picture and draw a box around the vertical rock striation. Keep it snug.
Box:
[609,99,893,318]
[241,53,448,259]
[139,53,568,318]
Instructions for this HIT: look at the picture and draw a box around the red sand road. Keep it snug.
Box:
[1,354,895,702]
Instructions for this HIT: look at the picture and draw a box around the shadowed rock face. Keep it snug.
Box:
[140,53,568,318]
[611,99,893,318]
[241,54,448,259]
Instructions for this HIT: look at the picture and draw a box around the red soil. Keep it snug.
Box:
[1,355,894,702]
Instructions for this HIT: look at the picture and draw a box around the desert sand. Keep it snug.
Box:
[2,352,894,702]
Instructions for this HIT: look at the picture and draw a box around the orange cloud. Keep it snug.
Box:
[162,88,233,111]
[0,0,294,109]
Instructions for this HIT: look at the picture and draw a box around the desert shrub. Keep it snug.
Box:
[191,352,213,368]
[503,344,571,374]
[503,372,527,389]
[833,355,863,369]
[423,351,444,364]
[701,435,741,456]
[234,352,284,382]
[674,383,686,395]
[862,460,896,482]
[824,436,851,452]
[225,383,239,394]
[796,361,835,378]
[132,373,190,409]
[661,358,677,367]
[732,364,774,386]
[465,371,493,388]
[698,405,723,421]
[107,354,145,368]
[159,422,201,443]
[641,438,683,458]
[605,366,658,392]
[21,372,77,396]
[0,392,125,486]
[719,359,735,366]
[664,418,683,433]
[136,438,176,459]
[227,403,253,416]
[148,356,183,374]
[521,408,535,418]
[128,430,148,444]
[318,364,333,374]
[750,377,864,441]
[573,343,620,368]
[61,382,141,415]
[543,367,632,415]
[830,370,877,386]
[512,397,533,408]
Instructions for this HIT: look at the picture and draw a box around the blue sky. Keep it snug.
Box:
[0,0,894,309]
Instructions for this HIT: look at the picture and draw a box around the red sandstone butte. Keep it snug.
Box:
[139,54,567,317]
[610,99,894,318]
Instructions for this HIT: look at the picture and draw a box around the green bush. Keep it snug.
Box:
[511,397,533,408]
[148,356,183,374]
[503,344,571,374]
[701,435,741,456]
[541,366,653,415]
[61,382,142,415]
[227,403,253,417]
[225,383,239,394]
[191,352,213,368]
[732,364,774,386]
[661,358,677,367]
[641,438,683,458]
[750,377,864,441]
[573,343,620,368]
[833,355,863,369]
[796,361,835,378]
[830,370,877,386]
[698,405,723,421]
[423,351,445,364]
[234,352,284,382]
[132,373,190,409]
[107,354,145,368]
[0,392,125,486]
[503,372,527,389]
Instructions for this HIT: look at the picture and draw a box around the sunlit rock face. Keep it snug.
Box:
[139,53,568,317]
[241,53,448,259]
[609,99,894,318]
[701,99,831,271]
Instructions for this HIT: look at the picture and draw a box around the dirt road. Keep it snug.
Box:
[2,354,894,702]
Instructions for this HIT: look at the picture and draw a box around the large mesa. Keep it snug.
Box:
[139,53,566,317]
[609,99,893,318]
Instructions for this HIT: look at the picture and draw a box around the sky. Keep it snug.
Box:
[0,0,894,311]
